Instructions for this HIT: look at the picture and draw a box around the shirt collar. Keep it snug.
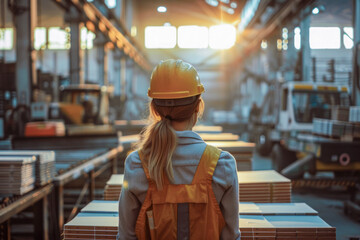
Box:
[175,130,204,145]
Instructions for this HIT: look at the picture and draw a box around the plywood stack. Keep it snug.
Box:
[239,202,318,216]
[0,156,36,195]
[239,215,336,240]
[0,151,56,186]
[63,212,118,240]
[238,170,291,203]
[81,200,118,214]
[104,174,124,200]
[349,106,360,122]
[331,106,349,121]
[193,125,223,134]
[63,200,119,239]
[209,141,254,171]
[199,133,239,141]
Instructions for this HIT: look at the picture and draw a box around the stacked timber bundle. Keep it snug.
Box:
[238,170,291,203]
[193,125,223,133]
[209,141,254,171]
[331,106,349,121]
[63,212,118,240]
[81,200,118,214]
[104,174,124,200]
[0,156,36,195]
[239,215,336,240]
[312,118,355,138]
[349,106,360,122]
[199,133,239,141]
[239,202,318,216]
[0,151,56,186]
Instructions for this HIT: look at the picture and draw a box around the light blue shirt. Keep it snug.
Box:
[117,130,240,240]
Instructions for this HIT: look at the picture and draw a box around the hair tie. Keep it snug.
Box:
[164,115,172,121]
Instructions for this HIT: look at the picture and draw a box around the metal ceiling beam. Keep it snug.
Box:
[52,0,151,72]
[234,0,315,65]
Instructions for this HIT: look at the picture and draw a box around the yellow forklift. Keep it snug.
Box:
[25,84,115,137]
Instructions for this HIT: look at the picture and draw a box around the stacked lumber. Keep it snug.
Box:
[193,125,223,133]
[0,151,56,186]
[312,118,354,138]
[349,106,360,122]
[199,133,239,141]
[239,202,318,215]
[104,174,124,200]
[331,106,349,121]
[238,170,291,203]
[63,212,118,240]
[81,200,118,214]
[239,215,336,240]
[0,156,36,195]
[209,141,254,171]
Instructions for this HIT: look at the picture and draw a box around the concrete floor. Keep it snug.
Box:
[252,152,360,240]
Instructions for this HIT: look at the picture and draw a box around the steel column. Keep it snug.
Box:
[125,0,133,30]
[33,196,49,240]
[55,184,64,235]
[115,0,125,21]
[95,34,108,86]
[300,8,311,82]
[353,0,360,105]
[283,26,297,82]
[66,6,84,85]
[89,170,95,201]
[14,0,37,106]
[113,49,123,96]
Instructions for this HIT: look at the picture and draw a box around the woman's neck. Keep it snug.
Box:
[171,120,193,131]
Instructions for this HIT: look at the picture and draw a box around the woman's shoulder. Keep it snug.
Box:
[124,150,143,170]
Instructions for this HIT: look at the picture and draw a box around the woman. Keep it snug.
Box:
[117,59,240,240]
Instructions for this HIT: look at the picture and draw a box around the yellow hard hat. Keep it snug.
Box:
[148,59,205,99]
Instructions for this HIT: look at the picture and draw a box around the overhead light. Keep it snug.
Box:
[219,0,230,3]
[230,2,237,8]
[221,5,234,15]
[157,6,167,13]
[205,0,218,7]
[312,7,319,15]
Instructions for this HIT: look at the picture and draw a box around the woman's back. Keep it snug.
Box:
[118,131,240,239]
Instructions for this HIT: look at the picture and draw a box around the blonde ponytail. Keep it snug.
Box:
[138,96,204,190]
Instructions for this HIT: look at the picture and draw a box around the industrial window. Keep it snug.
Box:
[309,27,341,49]
[81,27,96,49]
[178,26,208,49]
[209,24,236,49]
[0,28,13,50]
[145,26,176,49]
[35,27,47,50]
[343,27,353,49]
[48,27,70,50]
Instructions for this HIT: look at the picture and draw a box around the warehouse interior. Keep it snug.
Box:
[0,0,360,239]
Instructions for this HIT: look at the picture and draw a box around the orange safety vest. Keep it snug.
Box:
[135,145,225,240]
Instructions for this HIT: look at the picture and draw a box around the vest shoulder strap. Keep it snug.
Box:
[192,144,221,184]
